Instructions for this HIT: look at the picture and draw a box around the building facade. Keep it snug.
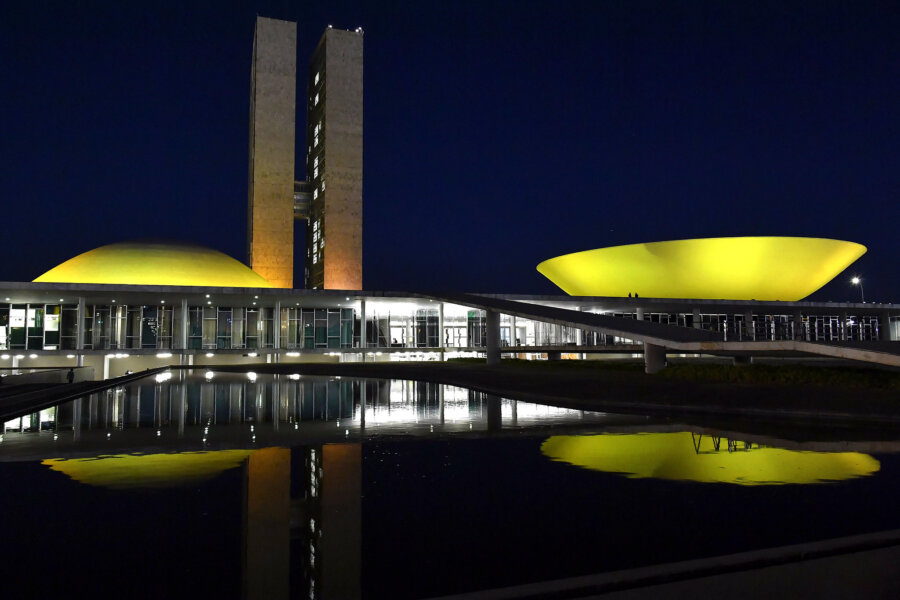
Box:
[304,28,364,290]
[248,16,297,289]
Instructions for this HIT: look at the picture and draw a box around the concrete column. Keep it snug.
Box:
[76,354,84,368]
[881,311,893,341]
[103,354,110,380]
[839,311,848,341]
[744,311,754,341]
[273,301,282,350]
[793,310,804,341]
[644,343,666,374]
[76,296,86,351]
[359,300,366,362]
[692,309,702,329]
[11,355,19,370]
[636,307,644,321]
[509,314,518,349]
[180,298,189,350]
[486,310,500,365]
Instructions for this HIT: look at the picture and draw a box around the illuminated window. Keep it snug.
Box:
[313,156,318,168]
[314,72,319,85]
[313,166,318,178]
[314,93,319,105]
[312,189,318,200]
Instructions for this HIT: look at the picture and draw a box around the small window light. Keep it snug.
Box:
[59,298,64,302]
[205,294,210,298]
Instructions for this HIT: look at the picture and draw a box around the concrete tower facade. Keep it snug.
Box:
[305,28,364,290]
[248,17,296,289]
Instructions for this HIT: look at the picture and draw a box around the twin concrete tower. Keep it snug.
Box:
[247,17,363,290]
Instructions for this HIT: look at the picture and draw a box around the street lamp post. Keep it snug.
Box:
[851,277,865,303]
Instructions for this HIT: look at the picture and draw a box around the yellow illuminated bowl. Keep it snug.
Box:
[541,433,879,486]
[34,241,273,288]
[536,237,865,300]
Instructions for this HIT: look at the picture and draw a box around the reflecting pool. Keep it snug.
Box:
[2,371,900,599]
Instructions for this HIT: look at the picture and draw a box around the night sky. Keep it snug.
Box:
[2,1,897,301]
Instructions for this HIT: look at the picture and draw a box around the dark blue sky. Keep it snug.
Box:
[2,1,897,301]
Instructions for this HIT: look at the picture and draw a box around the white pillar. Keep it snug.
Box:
[360,300,366,362]
[438,302,445,361]
[636,307,644,321]
[692,309,702,329]
[644,343,666,374]
[486,310,500,365]
[839,311,848,341]
[103,354,110,380]
[881,311,893,342]
[273,301,282,350]
[76,296,86,351]
[180,298,189,350]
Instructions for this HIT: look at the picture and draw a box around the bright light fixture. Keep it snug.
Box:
[156,352,173,358]
[247,372,257,382]
[205,371,214,380]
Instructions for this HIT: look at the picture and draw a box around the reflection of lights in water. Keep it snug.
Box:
[541,433,881,485]
[247,372,257,382]
[42,449,256,489]
[154,371,172,383]
[289,373,300,380]
[204,371,214,380]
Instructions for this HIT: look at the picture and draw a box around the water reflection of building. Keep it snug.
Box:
[5,373,603,437]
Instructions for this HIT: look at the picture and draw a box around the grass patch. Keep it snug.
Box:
[658,363,900,390]
[447,357,645,373]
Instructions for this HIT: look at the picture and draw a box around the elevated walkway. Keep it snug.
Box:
[418,293,900,369]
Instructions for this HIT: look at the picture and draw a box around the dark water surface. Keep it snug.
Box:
[2,371,899,599]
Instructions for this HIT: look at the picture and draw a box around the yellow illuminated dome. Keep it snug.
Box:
[537,236,865,301]
[42,450,256,489]
[34,241,273,288]
[541,433,880,486]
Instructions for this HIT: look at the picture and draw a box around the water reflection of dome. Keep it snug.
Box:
[42,449,256,489]
[33,240,273,288]
[540,432,880,486]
